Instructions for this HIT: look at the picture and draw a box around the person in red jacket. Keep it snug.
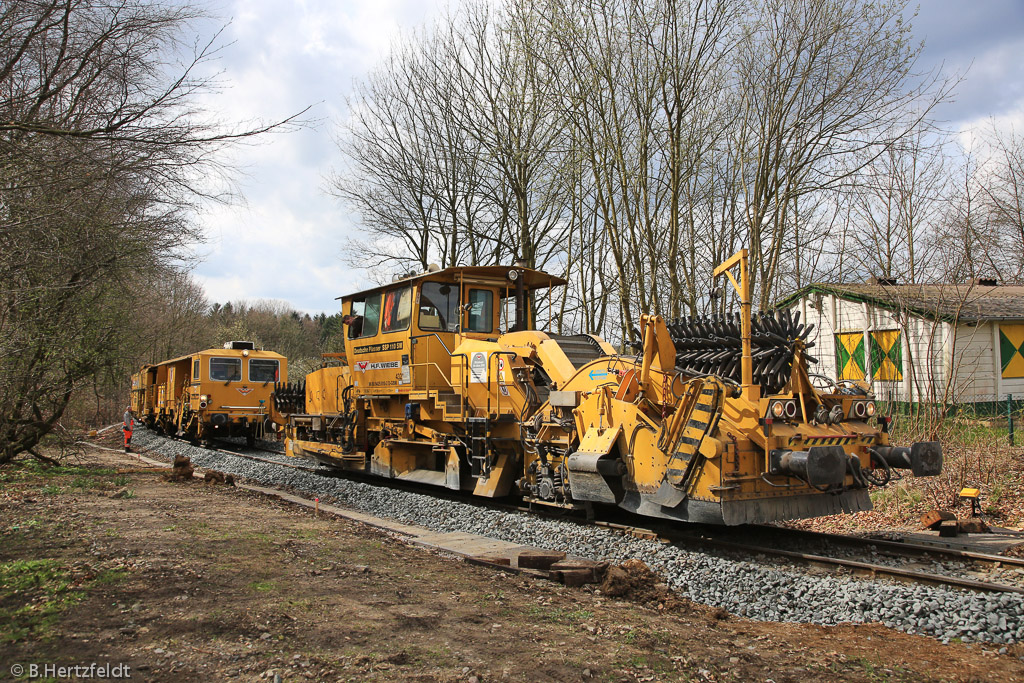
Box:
[123,406,136,453]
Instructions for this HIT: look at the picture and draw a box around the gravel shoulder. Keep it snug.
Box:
[2,443,1024,682]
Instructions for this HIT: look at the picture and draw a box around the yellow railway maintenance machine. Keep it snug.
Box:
[273,252,942,525]
[132,342,287,447]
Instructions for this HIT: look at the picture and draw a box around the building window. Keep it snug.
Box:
[249,359,280,383]
[419,282,459,332]
[382,287,413,333]
[870,330,903,381]
[466,289,493,333]
[834,333,865,381]
[1000,324,1024,379]
[348,293,382,339]
[210,357,242,382]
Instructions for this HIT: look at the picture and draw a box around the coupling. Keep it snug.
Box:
[769,445,847,487]
[870,442,943,477]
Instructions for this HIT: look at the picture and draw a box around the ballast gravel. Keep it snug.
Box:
[133,430,1024,645]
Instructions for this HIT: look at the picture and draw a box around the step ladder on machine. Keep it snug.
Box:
[467,417,490,479]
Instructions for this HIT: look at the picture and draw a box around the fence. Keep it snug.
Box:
[875,393,1024,446]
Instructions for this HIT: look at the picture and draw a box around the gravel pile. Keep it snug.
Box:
[133,430,1024,646]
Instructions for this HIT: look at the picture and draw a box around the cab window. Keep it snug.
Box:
[466,289,493,333]
[250,359,280,383]
[419,282,459,332]
[382,287,412,333]
[210,357,242,381]
[348,293,382,339]
[193,359,200,380]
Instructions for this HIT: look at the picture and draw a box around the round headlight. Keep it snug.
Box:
[784,401,798,419]
[866,401,876,417]
[853,402,866,418]
[508,269,519,281]
[771,401,785,418]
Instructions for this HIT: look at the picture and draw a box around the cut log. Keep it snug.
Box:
[921,509,956,530]
[958,518,990,534]
[517,549,566,570]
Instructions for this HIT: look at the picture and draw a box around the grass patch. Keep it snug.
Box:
[527,605,593,624]
[287,528,320,540]
[248,580,277,593]
[0,559,85,642]
[5,520,40,534]
[838,657,912,682]
[94,568,128,585]
[69,476,102,489]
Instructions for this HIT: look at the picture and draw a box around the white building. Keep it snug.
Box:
[778,280,1024,408]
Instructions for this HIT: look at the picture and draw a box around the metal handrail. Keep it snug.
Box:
[411,333,469,420]
[486,350,519,415]
[409,362,456,391]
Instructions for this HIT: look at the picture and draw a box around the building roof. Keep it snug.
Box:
[777,283,1024,323]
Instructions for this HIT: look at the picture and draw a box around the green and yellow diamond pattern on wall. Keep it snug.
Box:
[1000,324,1024,379]
[834,333,865,381]
[870,330,903,382]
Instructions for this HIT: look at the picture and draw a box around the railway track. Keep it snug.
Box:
[167,435,1024,596]
[666,525,1024,595]
[207,441,321,474]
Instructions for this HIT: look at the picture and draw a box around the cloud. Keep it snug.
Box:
[910,0,1024,127]
[185,0,1024,315]
[186,0,449,314]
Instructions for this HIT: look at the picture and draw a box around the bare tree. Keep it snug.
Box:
[332,0,953,343]
[0,0,300,465]
[843,130,952,282]
[978,125,1024,282]
[730,0,952,306]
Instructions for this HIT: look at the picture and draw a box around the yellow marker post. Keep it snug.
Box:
[713,249,759,402]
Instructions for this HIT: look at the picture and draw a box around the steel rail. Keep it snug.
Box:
[670,533,1024,594]
[757,525,1024,570]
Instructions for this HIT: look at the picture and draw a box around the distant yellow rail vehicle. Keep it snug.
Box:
[271,252,941,525]
[132,342,287,446]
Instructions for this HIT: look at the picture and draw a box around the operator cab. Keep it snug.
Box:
[340,265,566,394]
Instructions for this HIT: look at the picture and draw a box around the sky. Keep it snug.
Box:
[187,0,1024,315]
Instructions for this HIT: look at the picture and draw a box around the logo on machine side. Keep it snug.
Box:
[355,361,400,373]
[237,387,253,396]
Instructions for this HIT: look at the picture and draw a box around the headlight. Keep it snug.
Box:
[769,400,798,420]
[200,395,208,402]
[784,401,798,419]
[852,402,866,418]
[865,401,876,416]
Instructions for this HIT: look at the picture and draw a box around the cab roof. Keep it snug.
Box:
[149,347,286,367]
[337,265,568,302]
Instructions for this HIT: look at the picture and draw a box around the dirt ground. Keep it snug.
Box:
[3,446,1024,682]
